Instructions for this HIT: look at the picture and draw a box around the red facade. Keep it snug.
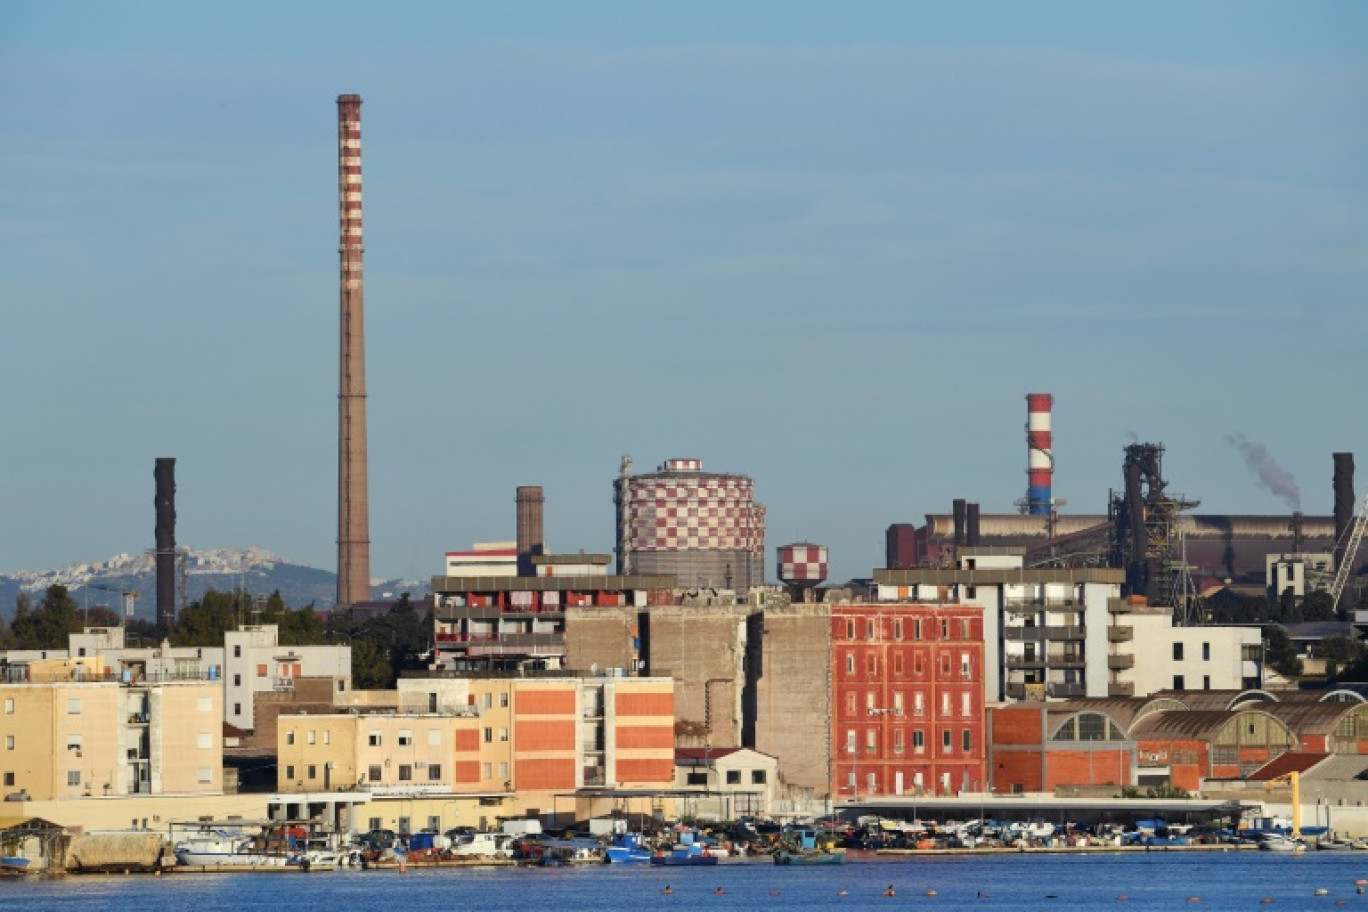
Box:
[831,604,986,798]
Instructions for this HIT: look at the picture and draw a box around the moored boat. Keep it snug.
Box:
[773,849,844,865]
[649,844,718,866]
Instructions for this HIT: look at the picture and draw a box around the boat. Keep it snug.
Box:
[1256,833,1305,853]
[1315,838,1353,852]
[773,848,844,865]
[649,844,718,866]
[605,832,654,863]
[173,831,291,867]
[0,857,31,876]
[448,832,513,858]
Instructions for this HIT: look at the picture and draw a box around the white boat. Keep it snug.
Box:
[1256,833,1305,853]
[447,832,513,858]
[174,832,292,867]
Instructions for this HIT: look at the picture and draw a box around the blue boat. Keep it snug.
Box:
[649,844,718,866]
[606,832,653,864]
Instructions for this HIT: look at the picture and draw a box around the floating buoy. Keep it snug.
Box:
[714,888,724,896]
[1116,897,1129,903]
[1314,889,1330,897]
[663,886,673,896]
[770,891,780,896]
[1261,899,1274,904]
[977,892,990,899]
[837,890,848,897]
[925,889,937,897]
[884,886,896,897]
[1187,899,1201,904]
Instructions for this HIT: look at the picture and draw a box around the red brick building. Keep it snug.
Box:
[988,702,1135,793]
[831,603,985,798]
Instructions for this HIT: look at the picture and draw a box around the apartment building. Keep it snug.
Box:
[223,625,351,732]
[831,603,986,798]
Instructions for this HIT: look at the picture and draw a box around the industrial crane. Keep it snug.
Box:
[1264,770,1302,837]
[1330,494,1368,614]
[85,582,140,622]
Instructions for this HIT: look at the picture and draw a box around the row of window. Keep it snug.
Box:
[839,617,976,642]
[842,689,978,719]
[844,727,974,754]
[1173,643,1213,661]
[6,733,212,750]
[841,651,976,679]
[684,769,767,785]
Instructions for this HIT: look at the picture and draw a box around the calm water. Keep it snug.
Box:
[2,853,1367,911]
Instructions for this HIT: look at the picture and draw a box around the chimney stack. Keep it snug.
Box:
[1026,393,1054,516]
[516,486,545,576]
[154,458,177,629]
[336,94,371,609]
[966,502,982,547]
[952,498,967,548]
[1334,452,1355,572]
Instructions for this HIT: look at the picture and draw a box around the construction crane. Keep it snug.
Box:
[86,583,140,623]
[1330,494,1368,614]
[1264,770,1302,837]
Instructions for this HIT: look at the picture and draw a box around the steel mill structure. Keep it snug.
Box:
[615,458,767,590]
[336,93,371,609]
[1024,392,1054,516]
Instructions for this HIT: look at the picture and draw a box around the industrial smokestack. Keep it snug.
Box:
[966,503,981,547]
[336,93,371,609]
[516,486,545,576]
[1026,393,1054,516]
[1335,452,1355,572]
[952,499,967,547]
[154,458,177,629]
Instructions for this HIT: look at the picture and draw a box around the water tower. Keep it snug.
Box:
[777,543,828,602]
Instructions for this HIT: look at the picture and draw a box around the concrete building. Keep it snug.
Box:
[1266,552,1335,601]
[615,457,766,590]
[673,747,779,819]
[831,603,986,799]
[223,625,351,732]
[0,678,222,801]
[444,541,519,578]
[876,548,1124,702]
[1106,599,1263,697]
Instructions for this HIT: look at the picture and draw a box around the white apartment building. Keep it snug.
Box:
[223,625,351,732]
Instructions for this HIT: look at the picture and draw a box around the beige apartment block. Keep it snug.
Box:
[0,680,222,802]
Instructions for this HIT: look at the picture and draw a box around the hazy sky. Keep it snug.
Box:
[4,1,1366,586]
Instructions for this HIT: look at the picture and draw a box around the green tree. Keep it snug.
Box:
[171,589,239,647]
[326,594,431,689]
[1264,624,1304,679]
[11,585,80,649]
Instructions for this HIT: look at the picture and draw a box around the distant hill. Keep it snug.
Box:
[0,547,430,622]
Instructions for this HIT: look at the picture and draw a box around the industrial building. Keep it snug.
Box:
[614,457,767,591]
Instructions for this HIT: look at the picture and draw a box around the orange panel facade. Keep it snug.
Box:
[517,757,576,790]
[616,692,674,717]
[453,760,481,784]
[617,758,675,783]
[516,719,576,751]
[517,689,577,715]
[615,725,675,750]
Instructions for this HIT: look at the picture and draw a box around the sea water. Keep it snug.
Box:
[1,852,1364,911]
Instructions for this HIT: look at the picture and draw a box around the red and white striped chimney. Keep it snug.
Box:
[1026,393,1053,516]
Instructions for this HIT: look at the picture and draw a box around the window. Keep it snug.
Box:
[398,731,412,747]
[1173,643,1184,661]
[866,729,877,754]
[233,703,241,716]
[479,693,493,710]
[428,764,442,781]
[845,654,855,675]
[1202,642,1211,662]
[941,692,951,716]
[67,698,82,714]
[866,619,876,640]
[233,645,241,658]
[894,652,904,675]
[865,692,875,712]
[499,692,509,708]
[1203,675,1211,690]
[308,731,317,745]
[286,731,295,745]
[66,734,82,751]
[866,654,877,676]
[1,773,11,786]
[893,691,904,715]
[368,817,382,832]
[428,815,442,832]
[197,697,212,712]
[961,692,972,718]
[483,728,493,743]
[338,681,346,692]
[198,767,212,784]
[845,693,856,716]
[845,620,855,639]
[752,770,766,784]
[940,619,950,639]
[1173,675,1186,690]
[368,765,382,781]
[913,619,922,640]
[324,731,331,745]
[942,729,952,750]
[914,693,925,717]
[3,700,11,714]
[498,727,508,742]
[307,765,317,780]
[286,765,295,780]
[961,653,972,680]
[68,771,81,787]
[4,736,12,751]
[961,619,971,640]
[846,771,856,789]
[726,770,741,785]
[197,732,211,749]
[398,765,413,781]
[257,664,268,678]
[233,674,242,687]
[845,730,856,753]
[482,762,492,780]
[428,729,441,746]
[498,762,508,780]
[894,619,903,641]
[687,771,708,786]
[369,732,382,747]
[397,817,411,835]
[913,730,924,750]
[962,729,972,752]
[894,729,905,754]
[914,653,924,675]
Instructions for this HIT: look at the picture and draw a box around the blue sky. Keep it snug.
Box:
[3,1,1366,587]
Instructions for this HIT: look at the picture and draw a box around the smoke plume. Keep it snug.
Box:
[1226,434,1301,510]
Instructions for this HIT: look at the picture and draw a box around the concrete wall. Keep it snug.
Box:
[645,606,748,746]
[564,607,638,673]
[753,604,832,798]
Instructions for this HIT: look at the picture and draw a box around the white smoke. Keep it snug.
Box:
[1226,434,1301,510]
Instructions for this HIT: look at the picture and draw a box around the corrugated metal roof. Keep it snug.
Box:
[1302,754,1368,781]
[1261,700,1368,735]
[1131,710,1275,741]
[1247,752,1331,781]
[1044,697,1186,731]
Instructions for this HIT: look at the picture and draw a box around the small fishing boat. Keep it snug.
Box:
[1256,833,1305,853]
[649,844,718,866]
[773,848,844,865]
[606,832,654,863]
[0,857,31,876]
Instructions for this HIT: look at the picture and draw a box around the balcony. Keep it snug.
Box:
[1006,654,1085,669]
[1108,626,1134,643]
[1004,598,1081,613]
[1108,653,1135,670]
[1005,681,1085,699]
[1005,625,1085,642]
[1109,681,1135,697]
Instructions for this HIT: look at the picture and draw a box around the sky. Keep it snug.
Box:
[3,1,1366,588]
